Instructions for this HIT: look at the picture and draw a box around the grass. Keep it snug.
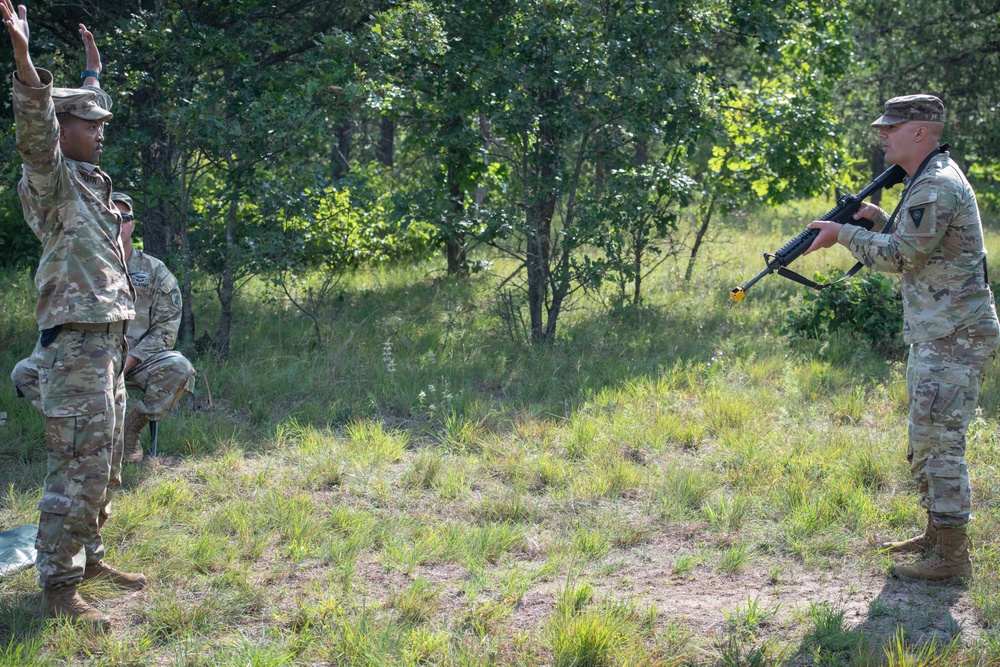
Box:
[3,211,1000,664]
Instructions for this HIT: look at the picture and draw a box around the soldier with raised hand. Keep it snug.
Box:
[3,3,147,629]
[805,95,1000,581]
[112,191,196,462]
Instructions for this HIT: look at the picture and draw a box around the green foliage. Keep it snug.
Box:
[577,158,695,308]
[783,271,904,355]
[286,169,435,271]
[839,0,1000,189]
[0,190,37,271]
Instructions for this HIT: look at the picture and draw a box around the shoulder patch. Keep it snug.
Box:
[909,207,926,228]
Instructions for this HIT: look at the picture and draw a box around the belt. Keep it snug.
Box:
[62,321,129,335]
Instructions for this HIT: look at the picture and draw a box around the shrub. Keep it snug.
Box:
[783,271,903,355]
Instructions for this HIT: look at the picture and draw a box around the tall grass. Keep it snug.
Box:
[2,222,1000,664]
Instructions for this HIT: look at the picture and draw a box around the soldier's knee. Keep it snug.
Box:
[11,359,36,392]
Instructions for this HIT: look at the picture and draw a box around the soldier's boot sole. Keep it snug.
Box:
[123,410,148,464]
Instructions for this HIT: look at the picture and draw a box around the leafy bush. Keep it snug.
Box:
[783,271,903,355]
[0,189,39,270]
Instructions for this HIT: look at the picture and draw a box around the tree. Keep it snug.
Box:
[104,0,367,357]
[683,2,854,278]
[577,153,695,308]
[369,0,492,278]
[840,0,1000,203]
[472,0,851,342]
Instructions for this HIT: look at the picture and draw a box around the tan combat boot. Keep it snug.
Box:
[83,561,148,591]
[41,585,111,629]
[882,513,936,554]
[890,524,972,581]
[123,410,149,463]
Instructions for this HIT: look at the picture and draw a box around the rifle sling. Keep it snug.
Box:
[777,262,865,290]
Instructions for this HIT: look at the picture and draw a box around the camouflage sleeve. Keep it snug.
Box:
[837,179,951,274]
[869,207,891,233]
[11,69,67,202]
[129,265,182,362]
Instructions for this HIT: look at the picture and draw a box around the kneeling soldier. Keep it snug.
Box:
[113,192,196,463]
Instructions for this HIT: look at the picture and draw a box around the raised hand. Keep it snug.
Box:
[79,23,102,86]
[2,1,40,87]
[1,1,30,56]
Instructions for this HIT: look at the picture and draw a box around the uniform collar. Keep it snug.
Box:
[67,157,104,177]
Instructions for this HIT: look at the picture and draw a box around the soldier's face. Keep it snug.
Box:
[878,122,919,166]
[114,201,135,246]
[59,115,105,164]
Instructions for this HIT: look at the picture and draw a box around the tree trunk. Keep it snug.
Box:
[635,138,648,167]
[685,195,716,281]
[214,197,238,359]
[445,158,469,278]
[378,116,394,170]
[543,133,590,341]
[525,86,562,344]
[332,119,351,180]
[632,225,645,307]
[632,138,649,305]
[446,240,468,277]
[134,85,174,260]
[177,156,195,351]
[594,132,606,197]
[526,197,555,344]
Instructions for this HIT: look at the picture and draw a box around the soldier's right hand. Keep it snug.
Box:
[0,1,29,55]
[853,202,881,222]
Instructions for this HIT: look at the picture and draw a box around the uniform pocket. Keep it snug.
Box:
[30,342,58,370]
[43,391,109,418]
[966,313,1000,340]
[35,491,72,554]
[925,456,969,516]
[913,358,971,388]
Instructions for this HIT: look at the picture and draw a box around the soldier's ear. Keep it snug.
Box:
[57,124,68,149]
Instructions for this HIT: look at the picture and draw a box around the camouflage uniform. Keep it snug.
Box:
[839,147,999,526]
[7,70,134,589]
[125,248,195,420]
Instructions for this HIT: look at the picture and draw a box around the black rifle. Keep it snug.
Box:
[729,164,907,304]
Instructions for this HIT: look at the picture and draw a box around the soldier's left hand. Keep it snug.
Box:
[79,23,101,74]
[803,220,843,255]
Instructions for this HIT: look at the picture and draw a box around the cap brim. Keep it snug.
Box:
[69,108,112,122]
[871,114,907,128]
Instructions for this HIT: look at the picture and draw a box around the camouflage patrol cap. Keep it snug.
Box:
[871,95,944,128]
[110,192,133,210]
[52,86,112,122]
[82,85,113,113]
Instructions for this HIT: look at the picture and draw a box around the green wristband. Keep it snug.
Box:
[81,69,101,81]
